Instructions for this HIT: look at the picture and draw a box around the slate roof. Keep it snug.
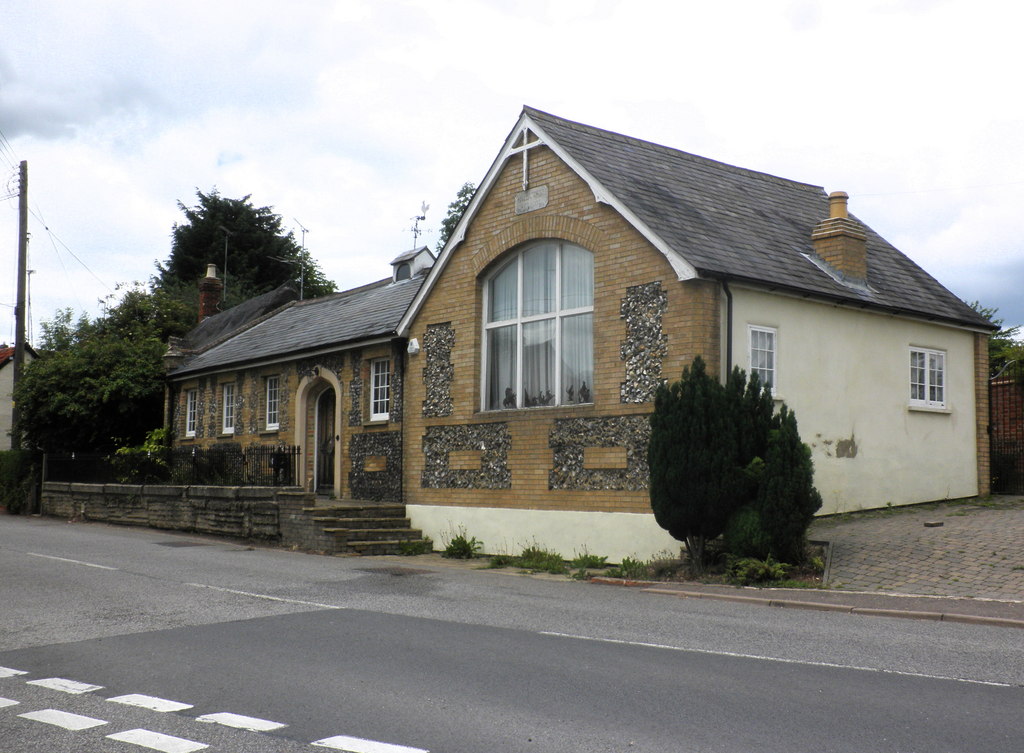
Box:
[518,107,990,330]
[184,282,300,352]
[169,275,425,378]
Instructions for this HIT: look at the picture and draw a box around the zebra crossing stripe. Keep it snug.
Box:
[0,697,20,708]
[108,694,194,712]
[311,735,429,753]
[195,711,286,731]
[0,666,27,678]
[27,677,104,694]
[17,708,108,730]
[107,728,209,752]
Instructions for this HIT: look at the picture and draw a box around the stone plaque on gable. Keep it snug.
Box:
[515,185,549,214]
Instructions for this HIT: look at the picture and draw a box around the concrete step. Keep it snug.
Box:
[345,539,423,556]
[312,516,412,530]
[325,527,423,543]
[303,504,406,519]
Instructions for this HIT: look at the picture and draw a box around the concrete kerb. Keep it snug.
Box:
[591,578,1024,630]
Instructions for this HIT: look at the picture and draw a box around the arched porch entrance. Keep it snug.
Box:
[315,388,337,493]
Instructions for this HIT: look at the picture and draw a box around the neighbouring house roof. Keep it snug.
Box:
[0,344,37,368]
[168,275,425,379]
[401,106,992,333]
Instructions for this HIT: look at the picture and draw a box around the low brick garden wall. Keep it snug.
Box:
[40,482,337,552]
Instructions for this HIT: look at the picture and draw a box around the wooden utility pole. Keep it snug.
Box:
[11,160,28,448]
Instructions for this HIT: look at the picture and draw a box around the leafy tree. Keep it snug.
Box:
[755,406,823,563]
[648,357,747,571]
[650,356,821,571]
[155,189,335,309]
[968,301,1024,375]
[436,182,476,252]
[13,286,194,453]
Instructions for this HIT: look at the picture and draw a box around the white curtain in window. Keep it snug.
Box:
[489,261,518,322]
[560,245,593,309]
[561,313,593,403]
[488,325,518,409]
[523,319,555,405]
[522,244,556,316]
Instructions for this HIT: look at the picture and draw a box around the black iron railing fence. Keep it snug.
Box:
[991,360,1024,495]
[44,445,301,487]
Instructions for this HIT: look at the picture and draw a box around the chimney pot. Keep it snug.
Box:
[198,263,224,321]
[829,191,850,219]
[812,191,867,283]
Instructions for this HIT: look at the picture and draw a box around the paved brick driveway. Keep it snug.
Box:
[810,496,1024,601]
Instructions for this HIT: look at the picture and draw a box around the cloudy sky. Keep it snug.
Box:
[2,0,1022,346]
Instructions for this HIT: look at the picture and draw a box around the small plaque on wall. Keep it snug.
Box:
[515,185,549,214]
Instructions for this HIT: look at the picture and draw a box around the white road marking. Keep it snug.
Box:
[27,552,118,570]
[107,728,209,752]
[18,708,108,730]
[312,735,429,753]
[540,631,1014,688]
[195,711,286,731]
[108,693,194,712]
[186,582,343,610]
[27,677,104,694]
[0,666,27,678]
[0,696,19,708]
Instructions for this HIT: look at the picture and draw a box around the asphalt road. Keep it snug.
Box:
[1,517,1022,752]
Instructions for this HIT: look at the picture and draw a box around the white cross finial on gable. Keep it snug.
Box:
[510,126,542,191]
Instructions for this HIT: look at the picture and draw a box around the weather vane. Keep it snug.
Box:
[410,201,429,248]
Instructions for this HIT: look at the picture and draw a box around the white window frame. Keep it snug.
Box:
[370,358,391,421]
[481,241,594,410]
[221,382,235,434]
[748,325,777,394]
[909,347,946,408]
[265,376,280,430]
[185,389,197,438]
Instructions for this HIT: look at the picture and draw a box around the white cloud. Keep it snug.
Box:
[2,0,1022,347]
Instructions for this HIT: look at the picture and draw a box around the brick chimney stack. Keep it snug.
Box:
[198,263,223,321]
[811,191,868,283]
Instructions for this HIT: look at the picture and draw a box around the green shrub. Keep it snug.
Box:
[722,505,771,560]
[442,527,481,559]
[0,449,39,514]
[570,551,608,570]
[399,537,433,555]
[487,553,518,568]
[726,556,789,586]
[607,556,651,579]
[517,545,567,574]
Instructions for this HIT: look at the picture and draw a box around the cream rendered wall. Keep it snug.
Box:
[729,287,979,514]
[407,504,682,563]
[0,363,13,450]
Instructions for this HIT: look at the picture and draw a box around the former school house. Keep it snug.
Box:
[164,107,994,559]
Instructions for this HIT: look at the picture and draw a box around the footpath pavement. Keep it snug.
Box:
[394,496,1024,629]
[612,496,1024,629]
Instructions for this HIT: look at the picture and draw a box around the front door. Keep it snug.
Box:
[315,389,336,493]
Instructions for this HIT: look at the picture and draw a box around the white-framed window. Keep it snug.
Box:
[185,389,197,438]
[370,358,391,421]
[265,375,280,430]
[221,382,235,434]
[749,325,777,393]
[482,240,594,410]
[910,347,945,408]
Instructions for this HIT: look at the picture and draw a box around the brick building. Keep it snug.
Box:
[166,107,994,559]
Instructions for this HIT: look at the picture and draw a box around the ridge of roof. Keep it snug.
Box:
[522,105,824,194]
[169,274,425,378]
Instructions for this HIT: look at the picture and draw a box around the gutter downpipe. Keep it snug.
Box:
[722,279,734,375]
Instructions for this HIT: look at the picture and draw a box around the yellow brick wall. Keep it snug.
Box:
[404,145,719,515]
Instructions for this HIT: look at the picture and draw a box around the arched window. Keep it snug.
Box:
[483,241,594,410]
